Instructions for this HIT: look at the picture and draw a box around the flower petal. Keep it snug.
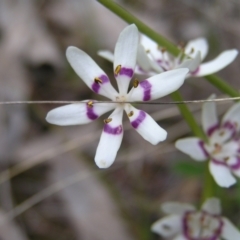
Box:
[140,34,162,60]
[114,24,139,94]
[222,217,240,240]
[95,108,123,168]
[46,101,115,126]
[173,235,186,240]
[185,37,209,60]
[222,102,240,131]
[125,105,167,145]
[129,68,188,102]
[175,138,208,161]
[178,52,201,72]
[194,49,238,77]
[137,44,152,71]
[66,46,118,99]
[151,215,182,238]
[202,94,218,136]
[201,198,221,215]
[209,161,236,187]
[98,50,114,62]
[161,202,195,215]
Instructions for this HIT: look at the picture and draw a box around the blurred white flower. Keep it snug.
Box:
[152,198,240,240]
[176,95,240,188]
[46,24,189,168]
[99,35,238,78]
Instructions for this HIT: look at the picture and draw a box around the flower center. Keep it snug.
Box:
[116,95,127,103]
[183,211,223,240]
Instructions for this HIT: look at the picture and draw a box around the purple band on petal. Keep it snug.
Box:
[182,211,223,240]
[212,158,227,167]
[131,111,146,129]
[207,123,220,136]
[86,104,98,120]
[91,75,110,93]
[190,66,200,76]
[230,157,240,170]
[198,140,209,158]
[140,80,152,101]
[104,124,123,135]
[119,67,134,78]
[223,121,237,137]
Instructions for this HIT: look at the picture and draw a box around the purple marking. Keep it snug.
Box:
[230,157,240,170]
[198,140,209,158]
[140,80,152,101]
[86,103,98,120]
[190,66,200,76]
[104,124,123,135]
[207,123,220,137]
[223,121,237,137]
[120,67,134,77]
[182,211,223,240]
[115,67,134,78]
[131,111,146,129]
[212,158,227,167]
[91,75,110,93]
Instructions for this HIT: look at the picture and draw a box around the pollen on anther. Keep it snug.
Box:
[94,77,102,84]
[161,47,166,53]
[128,111,134,117]
[114,65,121,75]
[219,131,225,136]
[87,101,94,108]
[133,79,139,88]
[190,47,195,54]
[224,157,230,162]
[146,49,150,53]
[104,118,112,124]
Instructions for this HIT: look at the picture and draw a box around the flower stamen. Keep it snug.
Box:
[87,101,94,108]
[128,111,134,117]
[212,143,222,155]
[114,65,121,75]
[133,79,139,88]
[94,77,103,84]
[104,118,112,124]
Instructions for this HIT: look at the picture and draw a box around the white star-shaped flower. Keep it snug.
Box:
[175,95,240,187]
[99,35,238,77]
[152,198,240,240]
[46,24,188,168]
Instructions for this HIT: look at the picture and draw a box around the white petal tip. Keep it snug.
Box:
[152,131,167,145]
[95,159,113,169]
[219,179,236,188]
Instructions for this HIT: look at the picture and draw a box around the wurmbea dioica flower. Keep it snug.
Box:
[151,198,240,240]
[175,96,240,188]
[99,35,238,77]
[46,24,189,168]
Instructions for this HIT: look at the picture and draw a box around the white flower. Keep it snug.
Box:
[175,95,240,188]
[99,35,238,77]
[152,198,240,240]
[46,24,189,168]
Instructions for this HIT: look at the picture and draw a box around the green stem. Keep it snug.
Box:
[97,0,239,98]
[202,163,215,202]
[205,75,239,97]
[170,91,206,140]
[97,0,179,56]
